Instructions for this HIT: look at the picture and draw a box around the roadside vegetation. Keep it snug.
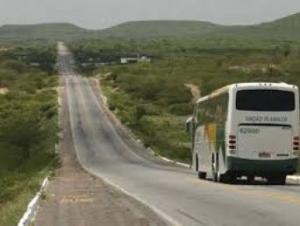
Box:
[0,45,58,225]
[70,38,300,170]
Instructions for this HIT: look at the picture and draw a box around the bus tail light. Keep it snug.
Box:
[228,135,236,154]
[293,136,299,155]
[229,135,236,139]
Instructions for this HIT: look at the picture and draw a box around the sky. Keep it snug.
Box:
[1,0,300,29]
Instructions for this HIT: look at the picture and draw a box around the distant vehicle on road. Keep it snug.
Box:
[186,83,299,184]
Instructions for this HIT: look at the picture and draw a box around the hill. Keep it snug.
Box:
[0,23,94,43]
[97,20,220,38]
[2,12,300,42]
[99,13,300,41]
[257,12,300,40]
[214,13,300,41]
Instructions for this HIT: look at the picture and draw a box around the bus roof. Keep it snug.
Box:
[196,82,298,104]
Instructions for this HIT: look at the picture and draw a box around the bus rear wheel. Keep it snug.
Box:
[267,175,286,185]
[219,173,236,184]
[212,154,218,182]
[198,171,207,179]
[247,175,255,184]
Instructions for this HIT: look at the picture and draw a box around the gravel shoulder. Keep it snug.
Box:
[34,76,169,226]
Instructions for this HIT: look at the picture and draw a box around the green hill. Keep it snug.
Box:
[214,13,300,41]
[257,12,300,40]
[0,23,94,43]
[260,12,300,29]
[2,12,300,42]
[98,13,300,41]
[97,20,220,38]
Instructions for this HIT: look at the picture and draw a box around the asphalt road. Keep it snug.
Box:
[58,43,300,226]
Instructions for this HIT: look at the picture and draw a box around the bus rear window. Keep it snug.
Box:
[236,89,295,111]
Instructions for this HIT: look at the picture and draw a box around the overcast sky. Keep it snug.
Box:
[1,0,300,29]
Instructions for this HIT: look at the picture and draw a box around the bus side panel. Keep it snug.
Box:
[195,123,227,174]
[194,91,229,175]
[195,125,211,173]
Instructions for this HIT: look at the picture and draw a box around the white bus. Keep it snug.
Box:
[186,82,299,184]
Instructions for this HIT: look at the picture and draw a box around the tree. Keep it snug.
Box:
[0,108,42,163]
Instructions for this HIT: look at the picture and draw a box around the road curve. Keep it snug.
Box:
[59,44,300,226]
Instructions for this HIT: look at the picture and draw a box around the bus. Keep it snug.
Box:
[186,82,299,184]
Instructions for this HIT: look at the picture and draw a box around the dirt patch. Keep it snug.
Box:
[185,84,201,103]
[228,64,280,74]
[34,76,169,226]
[0,88,8,95]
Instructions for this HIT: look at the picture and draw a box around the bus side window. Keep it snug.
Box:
[185,117,195,133]
[197,103,205,125]
[214,94,228,123]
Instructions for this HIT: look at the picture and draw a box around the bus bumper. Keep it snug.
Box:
[227,157,299,176]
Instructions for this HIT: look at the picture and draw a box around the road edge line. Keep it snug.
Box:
[17,177,49,226]
[159,156,190,168]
